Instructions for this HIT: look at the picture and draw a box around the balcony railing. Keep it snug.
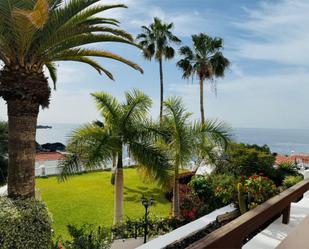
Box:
[188,179,309,249]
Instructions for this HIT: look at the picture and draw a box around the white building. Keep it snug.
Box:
[35,152,65,176]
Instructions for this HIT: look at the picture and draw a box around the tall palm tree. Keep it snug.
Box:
[177,33,230,124]
[161,97,230,217]
[136,17,181,121]
[0,0,144,199]
[58,89,171,224]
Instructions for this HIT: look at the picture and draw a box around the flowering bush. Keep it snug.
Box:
[241,174,278,210]
[179,187,203,220]
[190,174,237,209]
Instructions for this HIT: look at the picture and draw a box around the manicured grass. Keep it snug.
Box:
[36,168,171,239]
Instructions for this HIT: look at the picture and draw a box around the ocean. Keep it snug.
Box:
[36,124,309,155]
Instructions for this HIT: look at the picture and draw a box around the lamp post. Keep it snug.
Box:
[141,196,154,243]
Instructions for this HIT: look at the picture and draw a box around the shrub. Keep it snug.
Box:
[209,174,237,205]
[272,162,300,186]
[0,197,52,249]
[111,216,186,239]
[63,225,111,249]
[189,174,237,209]
[241,174,278,210]
[215,143,275,179]
[283,175,304,189]
[179,185,204,220]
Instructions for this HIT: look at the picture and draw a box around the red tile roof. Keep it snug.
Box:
[276,154,309,165]
[35,152,64,161]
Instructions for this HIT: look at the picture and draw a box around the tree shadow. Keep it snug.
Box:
[123,186,168,204]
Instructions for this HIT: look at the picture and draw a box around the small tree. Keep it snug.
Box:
[161,97,230,217]
[58,90,171,224]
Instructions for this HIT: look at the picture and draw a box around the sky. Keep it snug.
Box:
[1,0,309,129]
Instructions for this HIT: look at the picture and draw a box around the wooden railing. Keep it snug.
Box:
[188,179,309,249]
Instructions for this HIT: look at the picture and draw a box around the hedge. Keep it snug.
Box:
[0,197,52,249]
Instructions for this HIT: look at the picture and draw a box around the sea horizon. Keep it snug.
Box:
[36,123,309,155]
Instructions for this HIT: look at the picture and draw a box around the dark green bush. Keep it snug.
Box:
[215,143,275,178]
[215,143,275,177]
[0,197,52,249]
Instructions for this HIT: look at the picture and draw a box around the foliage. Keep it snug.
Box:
[179,185,204,220]
[283,175,303,189]
[160,96,230,216]
[210,174,237,205]
[215,143,276,179]
[0,0,143,86]
[241,174,278,210]
[177,33,230,123]
[36,169,170,239]
[273,162,301,186]
[0,197,52,249]
[161,97,231,179]
[0,121,8,186]
[58,89,172,186]
[136,17,181,61]
[62,225,111,249]
[189,174,237,210]
[177,33,230,82]
[112,216,186,240]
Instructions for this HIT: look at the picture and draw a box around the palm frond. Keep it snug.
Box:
[130,140,173,187]
[91,92,121,126]
[122,89,152,125]
[52,48,143,74]
[45,61,57,89]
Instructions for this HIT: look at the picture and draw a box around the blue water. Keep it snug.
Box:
[233,128,309,155]
[36,124,309,155]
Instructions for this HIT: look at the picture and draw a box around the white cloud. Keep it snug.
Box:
[98,0,212,37]
[168,69,309,129]
[234,0,309,66]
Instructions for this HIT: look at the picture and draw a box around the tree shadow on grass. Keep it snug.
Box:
[123,186,168,204]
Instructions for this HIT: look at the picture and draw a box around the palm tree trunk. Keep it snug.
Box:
[113,150,123,224]
[159,58,164,121]
[199,77,205,124]
[110,151,117,185]
[172,159,180,217]
[7,99,39,199]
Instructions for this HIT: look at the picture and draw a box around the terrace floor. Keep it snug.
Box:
[244,171,309,249]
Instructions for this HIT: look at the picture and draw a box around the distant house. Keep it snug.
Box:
[35,152,65,176]
[275,154,309,169]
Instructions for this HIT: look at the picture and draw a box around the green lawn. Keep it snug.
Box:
[36,168,171,239]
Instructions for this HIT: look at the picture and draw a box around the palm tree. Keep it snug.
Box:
[58,89,171,224]
[177,33,230,124]
[0,0,144,199]
[136,17,181,121]
[161,97,230,217]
